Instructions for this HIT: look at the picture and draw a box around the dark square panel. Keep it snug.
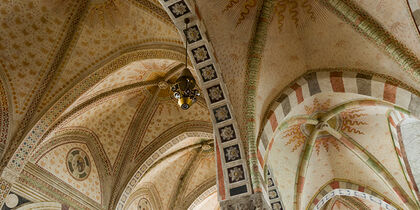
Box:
[207,84,225,103]
[168,1,190,18]
[229,185,248,196]
[183,25,202,44]
[268,189,279,199]
[223,144,241,163]
[199,64,217,82]
[227,165,245,183]
[191,45,210,64]
[213,105,231,123]
[218,124,236,142]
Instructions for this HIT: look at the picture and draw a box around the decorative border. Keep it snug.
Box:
[187,185,217,210]
[265,167,284,210]
[157,0,252,201]
[307,179,400,210]
[243,0,275,193]
[0,178,12,208]
[0,77,9,146]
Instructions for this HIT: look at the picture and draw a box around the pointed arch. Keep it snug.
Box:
[258,70,420,185]
[115,128,213,210]
[123,182,163,210]
[2,44,185,175]
[307,179,401,210]
[29,127,109,205]
[387,110,420,202]
[31,127,112,175]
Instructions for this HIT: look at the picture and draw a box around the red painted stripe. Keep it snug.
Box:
[359,100,376,106]
[268,138,274,152]
[257,149,264,167]
[329,181,340,189]
[268,111,278,132]
[330,72,345,92]
[290,83,304,104]
[399,112,405,119]
[358,186,365,192]
[396,147,402,157]
[340,137,355,149]
[298,176,305,193]
[215,140,226,200]
[313,198,319,205]
[389,116,397,128]
[393,187,407,203]
[383,82,397,103]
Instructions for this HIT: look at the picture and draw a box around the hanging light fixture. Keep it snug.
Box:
[171,18,200,110]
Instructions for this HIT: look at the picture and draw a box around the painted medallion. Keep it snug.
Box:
[137,198,151,210]
[66,148,91,181]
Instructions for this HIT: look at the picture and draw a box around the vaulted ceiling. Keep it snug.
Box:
[0,0,419,209]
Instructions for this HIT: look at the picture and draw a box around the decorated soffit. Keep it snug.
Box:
[36,142,102,204]
[267,93,415,209]
[0,0,77,133]
[37,0,181,113]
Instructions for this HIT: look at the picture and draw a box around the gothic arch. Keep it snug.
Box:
[31,127,112,175]
[188,185,217,210]
[123,183,163,210]
[115,129,213,210]
[258,70,420,180]
[29,127,109,205]
[307,179,400,210]
[2,45,185,176]
[388,110,420,202]
[257,69,420,210]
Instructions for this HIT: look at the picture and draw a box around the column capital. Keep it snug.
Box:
[220,192,271,210]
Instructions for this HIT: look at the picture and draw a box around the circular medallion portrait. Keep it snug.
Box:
[66,148,91,181]
[137,198,151,210]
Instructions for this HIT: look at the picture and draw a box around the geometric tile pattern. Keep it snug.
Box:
[157,0,252,203]
[265,167,284,210]
[0,178,12,208]
[258,71,420,187]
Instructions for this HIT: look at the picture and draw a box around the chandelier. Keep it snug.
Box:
[171,18,200,110]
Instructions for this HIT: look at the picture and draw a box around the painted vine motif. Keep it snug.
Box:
[223,0,316,30]
[282,98,367,155]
